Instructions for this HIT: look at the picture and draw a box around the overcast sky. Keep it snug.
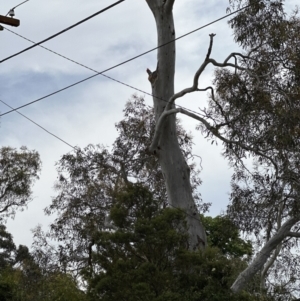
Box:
[0,0,297,248]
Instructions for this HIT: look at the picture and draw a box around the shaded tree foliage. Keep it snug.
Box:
[0,225,16,269]
[202,215,252,258]
[32,96,207,277]
[0,146,41,221]
[84,184,260,301]
[0,226,86,301]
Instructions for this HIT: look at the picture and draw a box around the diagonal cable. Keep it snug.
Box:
[6,0,30,16]
[0,0,125,64]
[3,27,158,101]
[0,97,205,223]
[0,99,77,149]
[3,27,209,121]
[0,4,249,117]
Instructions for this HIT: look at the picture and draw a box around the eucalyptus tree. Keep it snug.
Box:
[144,0,300,295]
[0,225,16,269]
[144,0,208,250]
[206,0,300,295]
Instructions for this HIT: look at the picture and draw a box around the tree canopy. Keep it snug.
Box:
[31,96,207,277]
[0,226,86,301]
[84,184,261,301]
[0,146,41,221]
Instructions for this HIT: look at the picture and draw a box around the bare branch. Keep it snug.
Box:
[165,36,256,111]
[223,52,252,64]
[287,231,300,238]
[207,58,248,71]
[206,33,215,60]
[231,216,300,293]
[151,107,279,170]
[166,34,216,110]
[177,108,278,166]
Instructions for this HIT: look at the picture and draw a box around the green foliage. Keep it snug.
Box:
[0,268,87,301]
[202,215,252,258]
[0,267,18,301]
[83,184,258,301]
[35,96,208,276]
[32,272,87,301]
[0,146,41,221]
[200,0,300,297]
[0,225,86,301]
[0,225,16,269]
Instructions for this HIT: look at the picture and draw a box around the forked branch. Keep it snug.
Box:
[149,107,278,170]
[166,33,216,110]
[166,34,251,110]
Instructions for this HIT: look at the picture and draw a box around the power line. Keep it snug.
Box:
[3,27,159,101]
[5,0,30,16]
[0,99,77,149]
[2,27,208,123]
[0,4,249,117]
[0,7,239,225]
[0,35,153,152]
[0,74,100,117]
[0,3,247,163]
[0,0,125,64]
[0,96,205,224]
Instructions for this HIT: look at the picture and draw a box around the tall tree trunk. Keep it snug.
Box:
[145,0,206,250]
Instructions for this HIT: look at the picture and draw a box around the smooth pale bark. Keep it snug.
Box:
[144,0,300,293]
[231,216,299,293]
[145,0,206,250]
[260,203,284,290]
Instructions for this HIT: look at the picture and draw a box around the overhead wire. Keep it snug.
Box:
[0,8,246,225]
[0,98,206,223]
[0,99,77,150]
[5,0,30,16]
[3,27,160,102]
[0,0,125,64]
[1,98,205,224]
[1,3,248,66]
[0,4,250,117]
[2,27,209,123]
[0,1,125,148]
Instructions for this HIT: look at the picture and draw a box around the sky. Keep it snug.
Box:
[0,0,297,248]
